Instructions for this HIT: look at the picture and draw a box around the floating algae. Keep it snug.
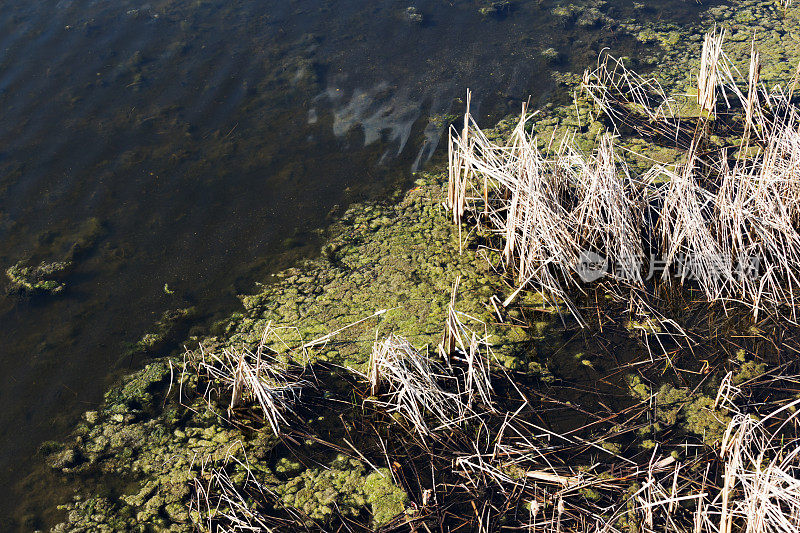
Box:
[5,260,71,296]
[4,217,104,298]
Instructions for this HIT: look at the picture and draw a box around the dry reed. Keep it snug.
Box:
[449,32,800,323]
[191,323,311,435]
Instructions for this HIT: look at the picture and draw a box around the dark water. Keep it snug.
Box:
[0,0,715,527]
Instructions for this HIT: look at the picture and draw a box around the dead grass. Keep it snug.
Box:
[449,32,800,324]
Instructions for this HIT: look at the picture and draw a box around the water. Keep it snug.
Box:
[0,0,716,527]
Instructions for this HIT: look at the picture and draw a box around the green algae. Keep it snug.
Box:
[364,469,408,526]
[405,6,424,24]
[622,352,777,452]
[43,171,522,531]
[5,260,71,296]
[107,360,173,409]
[275,457,367,522]
[731,349,768,386]
[133,307,198,355]
[628,377,731,447]
[273,456,406,527]
[4,217,105,298]
[49,392,276,531]
[478,1,511,17]
[47,360,408,531]
[683,395,731,446]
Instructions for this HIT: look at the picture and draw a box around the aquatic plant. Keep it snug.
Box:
[191,323,312,435]
[5,259,71,296]
[449,33,800,324]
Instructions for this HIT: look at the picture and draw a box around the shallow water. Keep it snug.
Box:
[0,0,717,527]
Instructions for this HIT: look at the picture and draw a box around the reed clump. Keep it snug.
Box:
[449,33,800,325]
[188,322,312,435]
[364,290,496,438]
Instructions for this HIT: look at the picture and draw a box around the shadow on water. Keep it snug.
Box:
[0,0,721,527]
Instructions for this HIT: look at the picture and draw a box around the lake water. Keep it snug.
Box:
[0,0,716,527]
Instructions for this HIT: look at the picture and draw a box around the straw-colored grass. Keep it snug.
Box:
[449,32,800,323]
[368,334,463,436]
[192,323,311,435]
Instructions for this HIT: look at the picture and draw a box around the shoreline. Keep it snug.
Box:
[23,0,800,530]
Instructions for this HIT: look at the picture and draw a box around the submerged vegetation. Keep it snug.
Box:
[27,1,800,532]
[4,217,103,298]
[6,260,71,296]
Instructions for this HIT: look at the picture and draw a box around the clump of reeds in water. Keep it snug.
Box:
[191,454,275,532]
[449,33,800,324]
[187,322,312,435]
[365,282,495,437]
[367,334,463,436]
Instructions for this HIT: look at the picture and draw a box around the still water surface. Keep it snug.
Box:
[0,0,714,526]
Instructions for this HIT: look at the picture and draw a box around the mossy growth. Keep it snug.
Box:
[405,6,423,23]
[624,316,662,334]
[52,497,136,533]
[6,217,105,298]
[627,375,651,401]
[580,486,602,501]
[217,171,533,371]
[731,349,767,385]
[683,395,730,446]
[274,455,407,527]
[5,259,71,296]
[628,376,730,447]
[106,360,173,408]
[134,307,198,354]
[275,456,303,476]
[364,468,409,526]
[478,0,511,17]
[615,481,642,533]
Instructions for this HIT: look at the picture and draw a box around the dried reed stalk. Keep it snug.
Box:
[194,324,311,435]
[698,29,725,114]
[582,53,677,128]
[451,35,800,323]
